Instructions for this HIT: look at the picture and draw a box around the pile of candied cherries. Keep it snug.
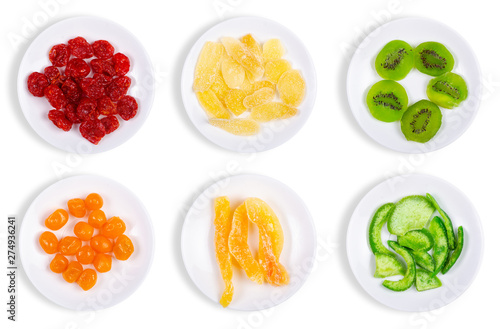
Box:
[27,37,138,145]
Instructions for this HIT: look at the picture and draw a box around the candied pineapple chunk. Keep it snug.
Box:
[243,87,274,109]
[221,37,264,82]
[197,90,231,119]
[193,42,224,92]
[263,39,285,62]
[224,89,248,116]
[210,70,230,106]
[277,70,306,107]
[265,59,292,84]
[209,118,260,136]
[221,53,245,89]
[250,102,298,122]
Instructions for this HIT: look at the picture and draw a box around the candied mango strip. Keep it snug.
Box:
[243,87,275,109]
[196,90,230,119]
[228,202,264,284]
[193,42,224,92]
[210,70,230,106]
[221,37,264,83]
[209,118,260,136]
[277,70,306,107]
[224,89,248,116]
[221,53,246,89]
[265,59,292,84]
[263,39,285,62]
[250,102,298,122]
[241,34,264,65]
[214,197,234,307]
[245,198,288,286]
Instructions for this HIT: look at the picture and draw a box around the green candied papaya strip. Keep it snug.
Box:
[428,216,449,276]
[426,193,456,250]
[387,195,435,236]
[415,269,442,291]
[442,226,464,274]
[411,250,435,272]
[397,228,434,251]
[368,203,395,254]
[374,252,405,278]
[382,241,416,291]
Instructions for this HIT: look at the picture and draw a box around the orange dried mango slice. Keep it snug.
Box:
[265,59,292,84]
[193,41,224,92]
[221,37,264,83]
[228,202,264,284]
[263,39,285,62]
[250,102,298,122]
[277,70,306,107]
[245,197,288,286]
[224,89,248,116]
[209,118,260,136]
[221,53,245,89]
[210,70,230,106]
[243,87,275,109]
[196,90,230,119]
[214,196,234,307]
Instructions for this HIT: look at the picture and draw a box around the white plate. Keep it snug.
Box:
[181,16,317,153]
[17,16,155,154]
[19,175,154,311]
[346,17,482,153]
[347,173,483,312]
[181,174,316,310]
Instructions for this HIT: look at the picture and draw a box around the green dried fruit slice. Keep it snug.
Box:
[426,193,456,250]
[426,72,468,109]
[397,229,434,252]
[366,80,408,123]
[374,252,405,278]
[375,40,414,81]
[416,269,442,291]
[442,226,464,274]
[387,195,435,236]
[382,241,416,292]
[414,42,454,77]
[429,216,449,276]
[411,250,435,273]
[368,203,395,254]
[400,100,442,144]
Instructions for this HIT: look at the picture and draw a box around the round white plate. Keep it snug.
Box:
[181,174,316,310]
[181,16,317,153]
[347,173,483,312]
[347,17,481,153]
[19,175,155,311]
[17,16,155,154]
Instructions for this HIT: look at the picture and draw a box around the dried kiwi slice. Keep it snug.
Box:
[400,100,442,143]
[366,80,408,122]
[375,40,414,80]
[414,42,455,76]
[427,72,468,109]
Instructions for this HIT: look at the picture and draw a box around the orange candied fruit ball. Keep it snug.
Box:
[39,231,59,254]
[88,210,107,229]
[93,253,112,273]
[113,235,134,261]
[76,245,96,265]
[58,236,82,256]
[68,198,86,218]
[77,268,98,291]
[85,193,103,211]
[101,217,126,239]
[74,221,94,241]
[90,235,113,253]
[45,209,68,230]
[50,254,69,273]
[62,261,83,283]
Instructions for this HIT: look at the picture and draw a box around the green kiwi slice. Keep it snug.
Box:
[366,80,408,122]
[400,100,442,143]
[375,40,414,80]
[414,42,455,76]
[426,72,468,109]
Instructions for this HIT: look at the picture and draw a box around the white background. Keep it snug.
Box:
[1,0,498,328]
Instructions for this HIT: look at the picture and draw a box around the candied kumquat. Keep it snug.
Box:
[39,231,59,254]
[77,268,98,291]
[85,193,103,210]
[68,198,86,218]
[90,235,113,253]
[45,209,68,230]
[58,236,82,256]
[74,221,94,241]
[62,261,83,283]
[113,235,134,261]
[50,254,69,273]
[101,216,126,239]
[88,209,107,229]
[76,245,96,265]
[93,253,112,273]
